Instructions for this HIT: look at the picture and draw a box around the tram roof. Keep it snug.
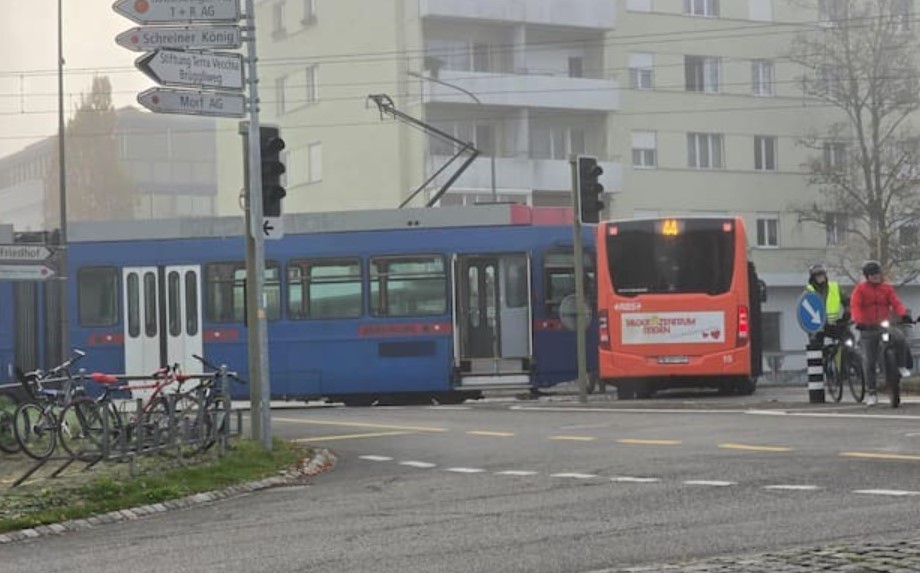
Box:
[67,204,574,243]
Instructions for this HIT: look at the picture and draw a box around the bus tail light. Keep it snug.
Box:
[599,310,611,350]
[737,305,749,344]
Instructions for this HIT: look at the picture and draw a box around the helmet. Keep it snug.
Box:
[808,263,827,278]
[862,260,882,278]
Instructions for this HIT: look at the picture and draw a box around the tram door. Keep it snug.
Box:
[453,254,533,385]
[122,266,203,396]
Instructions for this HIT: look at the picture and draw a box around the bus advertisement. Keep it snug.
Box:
[595,216,765,399]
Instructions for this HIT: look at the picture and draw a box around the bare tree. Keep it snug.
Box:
[45,76,136,227]
[789,0,920,282]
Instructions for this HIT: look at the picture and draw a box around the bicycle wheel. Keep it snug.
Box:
[58,398,101,459]
[824,353,843,403]
[847,355,866,404]
[13,403,57,460]
[0,391,20,454]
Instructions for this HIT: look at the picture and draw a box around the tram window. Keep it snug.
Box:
[78,267,119,327]
[370,256,447,317]
[543,250,595,317]
[127,273,140,337]
[206,262,281,322]
[504,258,528,309]
[185,271,199,336]
[168,271,181,336]
[144,272,158,337]
[288,259,362,319]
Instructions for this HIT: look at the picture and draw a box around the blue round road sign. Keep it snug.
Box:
[796,291,826,334]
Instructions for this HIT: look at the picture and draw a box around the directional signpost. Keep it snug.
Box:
[0,245,52,262]
[135,49,244,91]
[113,0,241,24]
[137,87,245,117]
[797,290,827,404]
[262,216,284,240]
[0,265,55,281]
[116,25,242,52]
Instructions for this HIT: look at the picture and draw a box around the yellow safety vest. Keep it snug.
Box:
[806,281,842,321]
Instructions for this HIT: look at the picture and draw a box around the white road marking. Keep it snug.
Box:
[610,476,661,483]
[444,467,485,474]
[549,472,598,479]
[359,455,393,462]
[495,470,539,476]
[400,461,437,468]
[853,489,920,496]
[683,480,735,487]
[763,485,821,491]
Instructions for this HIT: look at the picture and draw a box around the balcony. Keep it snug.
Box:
[419,0,617,30]
[428,155,623,195]
[422,70,619,112]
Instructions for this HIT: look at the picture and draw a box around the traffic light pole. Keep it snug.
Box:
[242,0,272,451]
[570,157,588,404]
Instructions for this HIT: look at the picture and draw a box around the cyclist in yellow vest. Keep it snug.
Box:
[805,263,850,340]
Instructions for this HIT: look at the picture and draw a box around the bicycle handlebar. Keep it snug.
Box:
[192,354,247,385]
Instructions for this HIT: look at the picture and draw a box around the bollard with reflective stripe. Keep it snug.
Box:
[806,339,825,403]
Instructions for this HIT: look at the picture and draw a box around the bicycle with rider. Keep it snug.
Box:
[805,263,850,342]
[851,260,912,406]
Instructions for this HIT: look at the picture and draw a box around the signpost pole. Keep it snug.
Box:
[796,291,827,404]
[242,0,272,450]
[570,156,588,404]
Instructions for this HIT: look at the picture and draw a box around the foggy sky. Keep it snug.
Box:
[0,0,153,159]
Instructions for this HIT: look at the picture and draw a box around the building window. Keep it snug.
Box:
[276,76,287,115]
[531,125,587,160]
[900,224,919,248]
[754,136,777,171]
[568,57,584,78]
[305,65,318,104]
[272,1,286,37]
[892,0,912,31]
[818,0,848,25]
[302,0,316,25]
[685,56,721,93]
[684,0,719,17]
[826,212,848,245]
[628,52,654,90]
[288,259,362,319]
[427,40,495,73]
[370,256,447,317]
[308,142,323,183]
[752,60,775,96]
[756,215,779,248]
[823,141,848,170]
[631,131,657,169]
[687,133,723,169]
[78,267,119,327]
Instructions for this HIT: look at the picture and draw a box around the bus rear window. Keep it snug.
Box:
[606,219,735,296]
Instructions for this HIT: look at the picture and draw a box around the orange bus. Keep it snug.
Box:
[595,216,765,399]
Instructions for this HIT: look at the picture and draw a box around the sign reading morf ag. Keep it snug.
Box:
[113,0,241,25]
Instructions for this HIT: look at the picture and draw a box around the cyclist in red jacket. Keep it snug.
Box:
[851,261,912,406]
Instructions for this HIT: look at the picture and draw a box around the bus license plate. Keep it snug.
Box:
[658,356,689,364]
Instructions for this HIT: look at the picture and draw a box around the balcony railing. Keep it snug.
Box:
[419,0,617,30]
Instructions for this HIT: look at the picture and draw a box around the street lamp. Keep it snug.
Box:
[57,0,69,362]
[408,70,497,202]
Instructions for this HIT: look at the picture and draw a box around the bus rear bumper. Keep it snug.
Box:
[599,347,751,379]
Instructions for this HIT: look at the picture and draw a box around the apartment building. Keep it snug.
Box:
[238,0,920,369]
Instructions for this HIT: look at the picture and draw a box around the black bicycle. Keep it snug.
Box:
[821,324,866,403]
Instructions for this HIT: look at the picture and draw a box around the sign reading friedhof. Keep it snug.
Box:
[116,25,242,52]
[137,87,246,117]
[113,0,242,25]
[0,245,52,262]
[136,48,244,91]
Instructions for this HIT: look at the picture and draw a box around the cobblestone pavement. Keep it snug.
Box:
[599,537,920,573]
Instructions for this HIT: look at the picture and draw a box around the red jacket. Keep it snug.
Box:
[850,280,907,326]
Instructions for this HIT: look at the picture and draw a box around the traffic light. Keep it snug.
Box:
[577,155,604,224]
[260,126,286,217]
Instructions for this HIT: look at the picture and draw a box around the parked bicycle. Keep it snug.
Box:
[172,354,245,454]
[0,389,19,454]
[821,323,866,403]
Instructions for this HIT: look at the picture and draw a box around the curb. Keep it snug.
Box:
[0,447,337,545]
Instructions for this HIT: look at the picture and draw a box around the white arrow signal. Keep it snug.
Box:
[802,299,822,325]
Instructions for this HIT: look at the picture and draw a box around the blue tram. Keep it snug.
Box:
[13,204,596,404]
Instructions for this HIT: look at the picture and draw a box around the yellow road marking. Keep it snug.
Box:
[467,431,515,437]
[719,443,792,452]
[841,451,920,462]
[549,435,597,441]
[292,430,415,442]
[618,438,682,446]
[275,417,447,433]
